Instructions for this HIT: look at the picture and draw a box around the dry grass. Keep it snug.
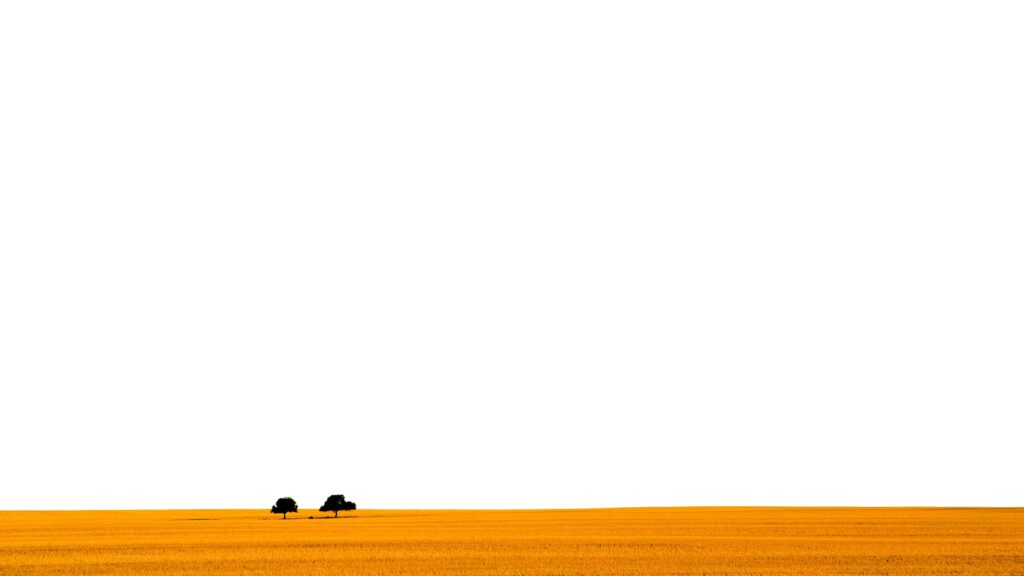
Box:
[0,507,1021,575]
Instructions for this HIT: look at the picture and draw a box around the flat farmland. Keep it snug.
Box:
[0,507,1021,575]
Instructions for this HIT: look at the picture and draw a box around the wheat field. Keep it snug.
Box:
[0,507,1020,575]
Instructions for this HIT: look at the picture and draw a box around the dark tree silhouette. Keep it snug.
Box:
[271,497,298,520]
[319,494,356,517]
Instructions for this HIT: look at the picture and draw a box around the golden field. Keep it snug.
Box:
[0,507,1021,575]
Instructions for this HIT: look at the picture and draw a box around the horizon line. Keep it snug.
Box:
[2,505,1020,513]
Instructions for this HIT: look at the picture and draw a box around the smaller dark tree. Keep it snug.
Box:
[319,494,356,518]
[271,497,298,520]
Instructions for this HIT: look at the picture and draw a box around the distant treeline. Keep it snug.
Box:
[271,495,356,519]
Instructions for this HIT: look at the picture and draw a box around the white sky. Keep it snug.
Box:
[1,2,1022,511]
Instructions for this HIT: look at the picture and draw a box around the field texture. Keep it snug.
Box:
[0,507,1021,575]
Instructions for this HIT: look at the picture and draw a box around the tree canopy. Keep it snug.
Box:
[319,494,356,518]
[271,497,298,519]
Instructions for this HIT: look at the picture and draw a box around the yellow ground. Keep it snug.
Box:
[0,507,1020,575]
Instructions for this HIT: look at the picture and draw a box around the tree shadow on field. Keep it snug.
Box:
[310,515,358,519]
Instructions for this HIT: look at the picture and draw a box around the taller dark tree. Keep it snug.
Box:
[319,494,356,518]
[271,497,298,520]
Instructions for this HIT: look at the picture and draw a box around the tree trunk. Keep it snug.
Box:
[335,510,338,518]
[283,512,287,520]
